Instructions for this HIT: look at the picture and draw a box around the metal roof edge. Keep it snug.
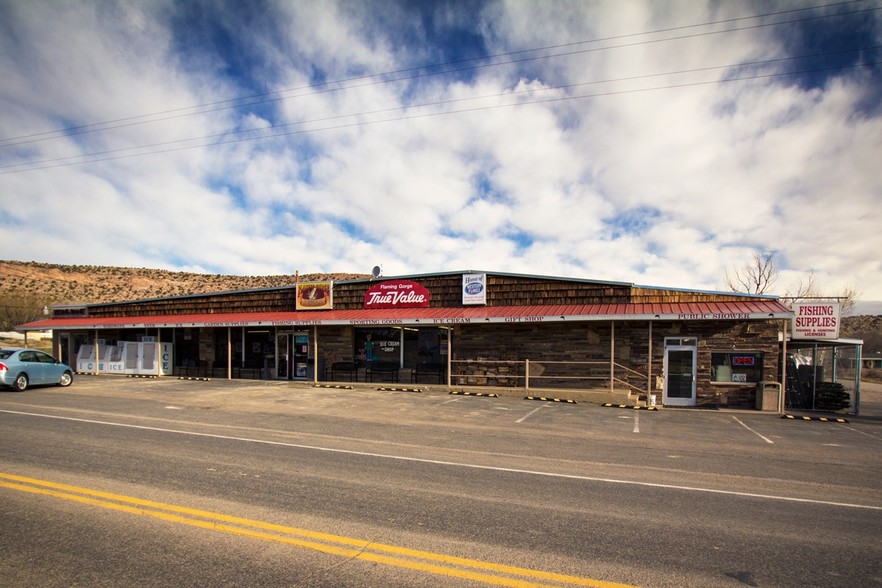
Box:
[18,301,793,331]
[784,336,864,345]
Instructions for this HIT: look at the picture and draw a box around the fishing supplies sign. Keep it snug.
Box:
[791,301,841,340]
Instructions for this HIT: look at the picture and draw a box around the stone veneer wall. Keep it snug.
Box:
[318,325,355,363]
[693,320,780,408]
[448,319,781,407]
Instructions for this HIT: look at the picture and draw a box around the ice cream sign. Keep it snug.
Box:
[364,280,430,309]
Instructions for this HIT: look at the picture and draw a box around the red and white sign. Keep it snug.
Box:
[364,280,430,309]
[791,302,841,340]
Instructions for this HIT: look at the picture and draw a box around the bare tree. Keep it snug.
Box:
[837,286,860,316]
[725,251,778,294]
[785,270,817,300]
[0,291,48,331]
[781,270,860,316]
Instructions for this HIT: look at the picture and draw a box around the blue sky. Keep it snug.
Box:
[1,0,880,313]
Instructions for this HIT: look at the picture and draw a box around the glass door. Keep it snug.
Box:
[276,332,309,380]
[292,334,309,379]
[664,343,697,406]
[276,333,289,380]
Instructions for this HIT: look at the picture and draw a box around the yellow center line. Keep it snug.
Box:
[0,472,635,587]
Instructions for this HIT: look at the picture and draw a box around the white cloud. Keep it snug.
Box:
[0,0,879,307]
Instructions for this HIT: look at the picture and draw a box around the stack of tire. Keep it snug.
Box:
[814,382,851,411]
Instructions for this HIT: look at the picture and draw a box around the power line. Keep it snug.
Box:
[2,55,876,176]
[0,2,877,175]
[5,45,874,171]
[0,0,874,149]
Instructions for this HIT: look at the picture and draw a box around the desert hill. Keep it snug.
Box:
[0,260,367,304]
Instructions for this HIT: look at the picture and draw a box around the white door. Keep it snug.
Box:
[664,345,697,406]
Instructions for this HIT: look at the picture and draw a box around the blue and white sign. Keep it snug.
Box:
[462,273,487,305]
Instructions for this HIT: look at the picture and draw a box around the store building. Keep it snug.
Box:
[18,270,796,409]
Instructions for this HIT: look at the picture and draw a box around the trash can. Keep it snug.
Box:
[756,381,781,411]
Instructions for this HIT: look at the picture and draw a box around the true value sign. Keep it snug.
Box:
[364,280,431,309]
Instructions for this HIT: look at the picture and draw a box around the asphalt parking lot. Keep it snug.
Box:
[2,374,881,588]
[50,372,882,417]
[10,374,879,457]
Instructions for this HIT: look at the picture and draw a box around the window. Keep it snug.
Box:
[711,352,763,383]
[356,328,402,365]
[355,327,449,368]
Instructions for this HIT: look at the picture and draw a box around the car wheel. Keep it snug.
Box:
[58,371,73,387]
[13,373,29,391]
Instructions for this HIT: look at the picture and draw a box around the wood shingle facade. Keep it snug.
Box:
[22,270,793,409]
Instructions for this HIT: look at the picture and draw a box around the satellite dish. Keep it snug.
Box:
[371,265,382,279]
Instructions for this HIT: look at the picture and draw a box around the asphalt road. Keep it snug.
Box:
[1,377,881,587]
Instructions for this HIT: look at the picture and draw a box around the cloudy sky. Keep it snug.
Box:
[1,0,880,312]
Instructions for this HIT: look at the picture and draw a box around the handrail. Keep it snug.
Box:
[449,358,649,397]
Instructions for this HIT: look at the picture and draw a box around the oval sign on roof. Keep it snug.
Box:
[465,282,483,295]
[364,280,430,309]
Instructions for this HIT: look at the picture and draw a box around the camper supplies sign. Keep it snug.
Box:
[791,302,841,340]
[364,280,431,309]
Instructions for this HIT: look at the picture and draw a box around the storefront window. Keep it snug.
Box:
[416,328,445,364]
[355,327,448,368]
[175,328,200,368]
[356,328,401,365]
[711,352,764,383]
[244,330,272,368]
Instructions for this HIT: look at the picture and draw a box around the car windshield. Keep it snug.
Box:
[0,350,14,359]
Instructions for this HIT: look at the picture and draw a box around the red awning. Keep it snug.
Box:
[17,299,792,330]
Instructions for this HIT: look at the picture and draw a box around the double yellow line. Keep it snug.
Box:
[0,472,634,587]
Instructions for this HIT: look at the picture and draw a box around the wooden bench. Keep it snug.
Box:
[367,361,400,383]
[411,362,446,384]
[330,361,358,381]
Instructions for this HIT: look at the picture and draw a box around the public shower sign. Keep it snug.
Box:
[791,301,841,340]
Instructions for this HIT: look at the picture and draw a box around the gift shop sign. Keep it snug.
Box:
[791,302,840,340]
[364,280,430,309]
